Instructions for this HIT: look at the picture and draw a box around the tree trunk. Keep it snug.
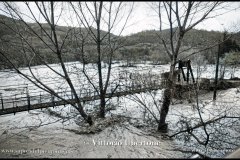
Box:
[77,102,93,125]
[158,88,171,132]
[99,92,106,118]
[96,2,105,118]
[158,64,176,132]
[213,43,221,101]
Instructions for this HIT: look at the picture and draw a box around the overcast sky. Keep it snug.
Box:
[1,2,240,36]
[121,2,240,36]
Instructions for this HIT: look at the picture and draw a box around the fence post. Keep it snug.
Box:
[26,85,30,111]
[39,92,42,103]
[178,60,181,82]
[187,60,190,83]
[14,94,17,108]
[40,92,42,110]
[189,60,195,83]
[13,95,15,108]
[27,94,30,112]
[51,94,55,108]
[0,93,3,110]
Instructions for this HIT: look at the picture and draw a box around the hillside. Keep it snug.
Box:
[0,14,239,69]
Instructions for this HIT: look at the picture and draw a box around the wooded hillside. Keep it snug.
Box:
[0,14,239,69]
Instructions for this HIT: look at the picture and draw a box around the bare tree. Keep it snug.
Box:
[150,1,233,132]
[0,2,93,125]
[167,83,240,158]
[0,1,134,122]
[69,2,134,118]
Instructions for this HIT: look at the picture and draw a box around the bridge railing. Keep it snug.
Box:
[0,70,164,111]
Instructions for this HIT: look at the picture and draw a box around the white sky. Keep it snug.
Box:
[1,2,240,36]
[121,2,240,35]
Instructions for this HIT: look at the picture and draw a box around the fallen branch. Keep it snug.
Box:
[168,115,227,138]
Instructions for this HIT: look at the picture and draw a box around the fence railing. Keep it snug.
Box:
[0,73,165,113]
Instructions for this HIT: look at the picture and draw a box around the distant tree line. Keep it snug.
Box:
[1,14,240,70]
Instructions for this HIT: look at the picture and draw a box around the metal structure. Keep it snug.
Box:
[178,59,195,83]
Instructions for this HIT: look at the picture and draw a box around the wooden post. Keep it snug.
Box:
[40,92,42,110]
[178,60,181,82]
[188,60,195,83]
[179,60,186,82]
[27,95,30,111]
[14,94,16,108]
[26,85,30,111]
[51,94,55,108]
[40,92,42,103]
[187,60,190,83]
[0,93,3,110]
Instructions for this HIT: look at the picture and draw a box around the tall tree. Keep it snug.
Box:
[151,1,229,132]
[0,2,93,125]
[0,1,134,122]
[70,2,134,118]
